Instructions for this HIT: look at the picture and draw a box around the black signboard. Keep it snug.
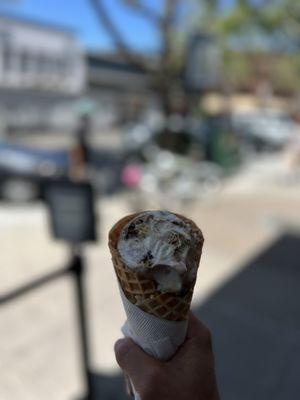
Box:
[44,179,97,243]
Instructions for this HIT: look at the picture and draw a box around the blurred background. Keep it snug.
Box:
[0,0,300,399]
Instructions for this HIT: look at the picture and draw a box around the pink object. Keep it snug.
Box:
[121,164,142,188]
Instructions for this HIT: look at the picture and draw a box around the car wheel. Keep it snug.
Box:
[0,179,39,202]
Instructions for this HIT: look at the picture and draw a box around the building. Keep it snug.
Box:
[86,52,154,125]
[0,13,85,94]
[0,13,86,135]
[0,14,160,136]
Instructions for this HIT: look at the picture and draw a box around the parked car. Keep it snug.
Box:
[231,109,296,150]
[0,141,69,201]
[0,141,124,201]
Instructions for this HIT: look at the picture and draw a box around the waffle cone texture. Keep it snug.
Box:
[109,212,204,321]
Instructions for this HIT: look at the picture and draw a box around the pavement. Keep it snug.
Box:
[196,233,300,400]
[1,154,300,399]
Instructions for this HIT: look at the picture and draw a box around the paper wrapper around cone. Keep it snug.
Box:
[109,212,204,399]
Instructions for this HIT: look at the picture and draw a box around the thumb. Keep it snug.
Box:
[114,338,158,383]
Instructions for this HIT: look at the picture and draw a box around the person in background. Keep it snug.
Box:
[69,113,91,181]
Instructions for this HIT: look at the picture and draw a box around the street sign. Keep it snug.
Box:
[44,179,97,243]
[185,33,221,92]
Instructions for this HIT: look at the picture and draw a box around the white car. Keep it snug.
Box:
[232,110,296,147]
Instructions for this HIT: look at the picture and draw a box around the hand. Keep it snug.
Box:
[114,313,220,400]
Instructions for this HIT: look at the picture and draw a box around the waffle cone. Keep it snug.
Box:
[109,212,204,321]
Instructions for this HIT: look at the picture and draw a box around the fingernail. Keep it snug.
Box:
[114,338,131,355]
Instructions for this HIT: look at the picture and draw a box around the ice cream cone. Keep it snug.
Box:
[109,212,204,321]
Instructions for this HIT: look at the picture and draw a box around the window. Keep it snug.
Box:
[0,30,13,72]
[37,53,47,73]
[2,42,12,71]
[56,57,69,76]
[20,51,30,73]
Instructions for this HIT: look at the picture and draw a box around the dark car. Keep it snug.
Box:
[0,141,69,201]
[0,141,125,201]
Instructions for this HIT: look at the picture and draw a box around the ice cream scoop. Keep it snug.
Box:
[117,210,203,293]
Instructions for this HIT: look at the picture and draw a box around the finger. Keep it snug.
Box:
[123,373,134,397]
[186,312,210,340]
[186,312,201,339]
[114,338,158,381]
[173,313,212,361]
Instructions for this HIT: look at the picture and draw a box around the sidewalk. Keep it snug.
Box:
[1,155,300,399]
[195,233,300,400]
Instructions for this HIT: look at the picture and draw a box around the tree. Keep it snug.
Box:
[88,0,300,115]
[89,0,184,115]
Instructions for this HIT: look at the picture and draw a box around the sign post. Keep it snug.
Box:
[0,178,98,399]
[44,179,97,400]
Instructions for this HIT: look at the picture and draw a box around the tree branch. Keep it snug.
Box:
[164,0,179,29]
[123,0,162,25]
[89,0,153,72]
[160,0,178,71]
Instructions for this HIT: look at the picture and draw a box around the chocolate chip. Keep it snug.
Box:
[172,220,183,227]
[168,232,184,248]
[140,250,153,266]
[125,223,138,239]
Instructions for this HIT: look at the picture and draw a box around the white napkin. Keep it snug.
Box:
[119,287,188,399]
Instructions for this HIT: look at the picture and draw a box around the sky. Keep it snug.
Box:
[0,0,234,52]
